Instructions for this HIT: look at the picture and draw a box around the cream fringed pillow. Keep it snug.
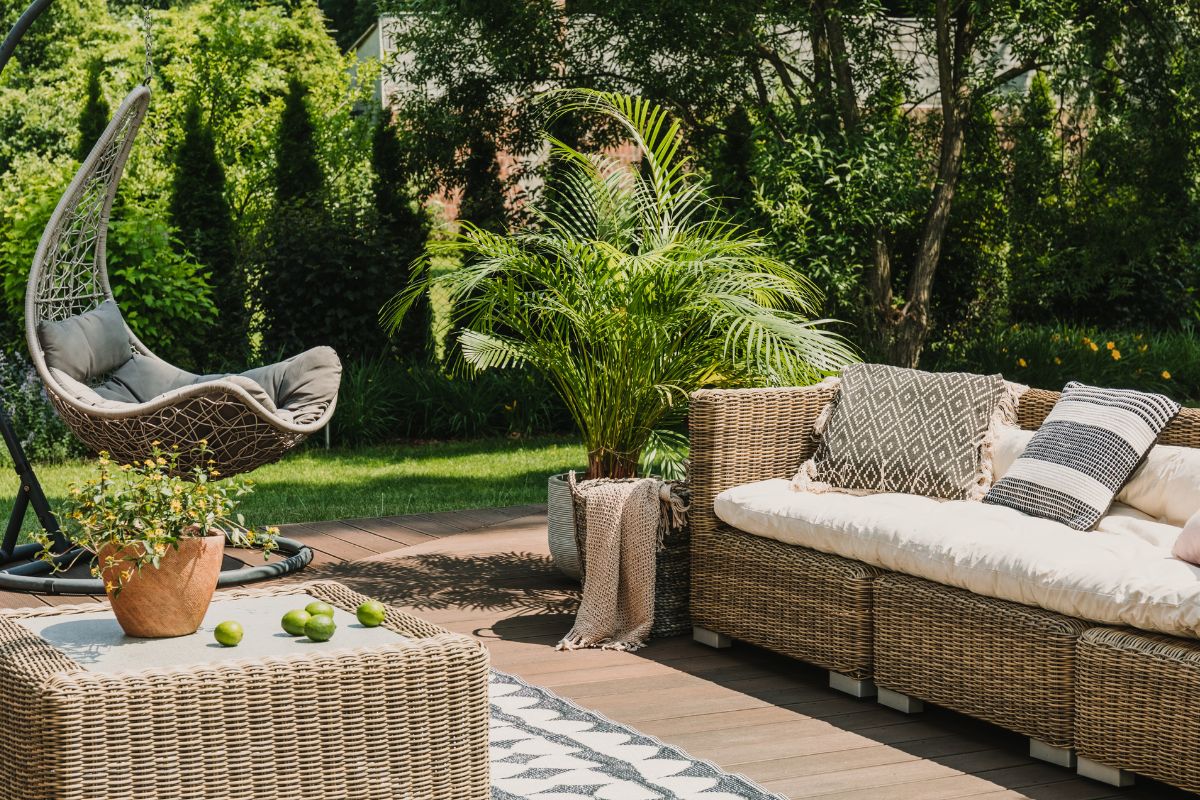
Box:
[791,364,1016,501]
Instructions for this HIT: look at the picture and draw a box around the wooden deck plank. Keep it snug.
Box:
[338,517,438,546]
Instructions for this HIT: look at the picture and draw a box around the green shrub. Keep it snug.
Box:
[928,324,1199,405]
[0,351,85,466]
[327,358,572,447]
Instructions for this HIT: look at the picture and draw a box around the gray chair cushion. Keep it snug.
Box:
[238,346,341,424]
[38,300,132,382]
[93,347,340,425]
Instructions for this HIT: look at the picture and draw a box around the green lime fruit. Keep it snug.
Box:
[214,620,244,647]
[305,614,336,643]
[356,600,386,628]
[281,609,311,636]
[305,600,336,619]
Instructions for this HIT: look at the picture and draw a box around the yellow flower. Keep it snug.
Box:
[104,581,114,593]
[170,499,182,513]
[1106,341,1115,350]
[1111,349,1121,360]
[1163,370,1172,380]
[1139,344,1148,353]
[1088,341,1098,352]
[151,440,161,447]
[1017,358,1027,368]
[1081,336,1092,344]
[210,469,221,477]
[1134,333,1143,341]
[144,459,155,467]
[156,457,166,466]
[1054,357,1062,365]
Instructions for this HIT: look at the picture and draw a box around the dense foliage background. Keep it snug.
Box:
[0,0,1197,467]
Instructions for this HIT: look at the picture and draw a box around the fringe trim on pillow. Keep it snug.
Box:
[969,380,1029,501]
[790,375,843,493]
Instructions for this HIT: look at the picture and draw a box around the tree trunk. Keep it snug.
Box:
[873,0,975,368]
[587,449,639,480]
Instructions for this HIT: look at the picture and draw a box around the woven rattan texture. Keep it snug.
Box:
[0,581,490,800]
[1017,387,1200,446]
[1077,628,1200,792]
[26,86,333,477]
[688,385,878,678]
[874,573,1089,747]
[49,388,306,475]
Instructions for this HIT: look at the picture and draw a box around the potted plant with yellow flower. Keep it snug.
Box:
[34,443,278,638]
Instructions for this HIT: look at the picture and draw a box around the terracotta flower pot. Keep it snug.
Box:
[98,534,225,638]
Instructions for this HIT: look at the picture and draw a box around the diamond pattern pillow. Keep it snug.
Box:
[984,382,1181,530]
[791,364,1010,501]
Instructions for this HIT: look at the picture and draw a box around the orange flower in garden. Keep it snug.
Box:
[1163,370,1172,380]
[1111,349,1121,360]
[1106,341,1115,350]
[1088,341,1099,352]
[1018,358,1028,368]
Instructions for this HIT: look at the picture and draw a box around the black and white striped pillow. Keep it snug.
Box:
[983,382,1180,530]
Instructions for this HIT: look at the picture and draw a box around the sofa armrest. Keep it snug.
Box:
[688,384,835,540]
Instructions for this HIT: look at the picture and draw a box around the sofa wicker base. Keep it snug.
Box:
[691,527,881,680]
[1077,627,1200,792]
[874,573,1090,749]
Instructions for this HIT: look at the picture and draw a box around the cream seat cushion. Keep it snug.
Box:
[714,479,1200,639]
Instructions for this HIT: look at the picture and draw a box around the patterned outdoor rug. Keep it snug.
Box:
[490,671,784,799]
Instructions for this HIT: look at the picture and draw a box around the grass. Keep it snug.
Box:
[2,436,586,531]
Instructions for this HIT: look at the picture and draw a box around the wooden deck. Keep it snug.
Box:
[1,505,1194,800]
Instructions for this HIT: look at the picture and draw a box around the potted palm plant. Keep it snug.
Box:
[385,90,857,577]
[34,444,278,637]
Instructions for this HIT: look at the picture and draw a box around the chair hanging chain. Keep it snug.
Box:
[140,2,153,86]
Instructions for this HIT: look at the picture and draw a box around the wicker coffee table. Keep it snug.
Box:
[0,581,490,800]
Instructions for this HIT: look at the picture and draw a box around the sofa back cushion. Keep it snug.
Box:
[791,363,1010,501]
[985,382,1181,530]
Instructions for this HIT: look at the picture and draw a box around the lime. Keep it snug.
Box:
[281,609,312,636]
[356,600,386,628]
[305,600,336,618]
[214,620,244,647]
[305,614,336,642]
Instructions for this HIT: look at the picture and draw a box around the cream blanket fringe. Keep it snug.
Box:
[557,473,688,652]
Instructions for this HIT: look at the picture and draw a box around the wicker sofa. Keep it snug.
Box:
[689,383,1200,792]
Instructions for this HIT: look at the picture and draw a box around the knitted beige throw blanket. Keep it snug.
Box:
[558,474,687,652]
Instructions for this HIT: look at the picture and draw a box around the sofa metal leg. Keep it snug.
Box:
[1077,757,1135,787]
[1029,739,1076,769]
[692,626,732,649]
[828,671,876,698]
[877,686,923,714]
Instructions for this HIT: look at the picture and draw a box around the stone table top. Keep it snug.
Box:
[14,590,407,674]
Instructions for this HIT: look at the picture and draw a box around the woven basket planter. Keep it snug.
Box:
[571,478,691,640]
[547,473,582,580]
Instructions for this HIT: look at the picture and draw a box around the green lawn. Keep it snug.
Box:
[1,436,586,530]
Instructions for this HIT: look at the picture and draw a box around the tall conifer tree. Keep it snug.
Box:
[170,98,245,364]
